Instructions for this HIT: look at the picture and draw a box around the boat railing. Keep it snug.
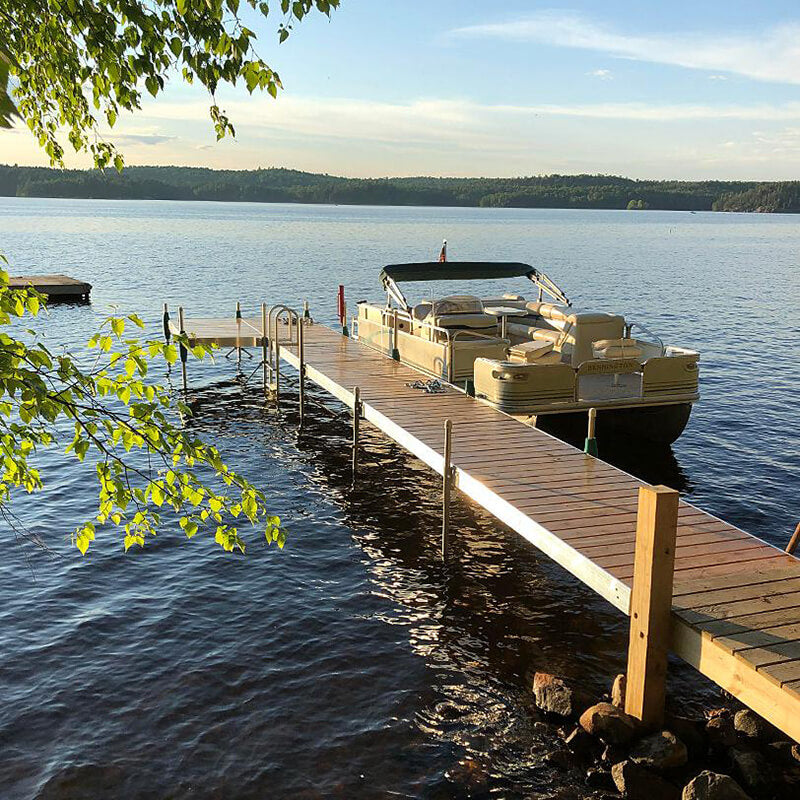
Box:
[354,305,509,382]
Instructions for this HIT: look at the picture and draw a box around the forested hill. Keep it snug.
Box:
[0,164,797,212]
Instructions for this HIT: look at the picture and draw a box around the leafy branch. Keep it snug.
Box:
[1,0,340,168]
[0,265,285,555]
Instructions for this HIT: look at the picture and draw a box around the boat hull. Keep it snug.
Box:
[535,402,693,446]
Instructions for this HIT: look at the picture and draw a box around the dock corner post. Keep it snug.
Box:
[303,299,310,320]
[391,309,400,361]
[298,315,305,426]
[178,306,188,392]
[162,303,171,343]
[442,419,453,561]
[584,407,598,456]
[625,484,679,730]
[786,521,800,554]
[351,386,361,480]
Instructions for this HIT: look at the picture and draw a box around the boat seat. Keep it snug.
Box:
[508,340,562,364]
[506,322,563,344]
[593,338,644,360]
[428,312,498,330]
[430,295,484,315]
[525,301,571,323]
[424,294,497,330]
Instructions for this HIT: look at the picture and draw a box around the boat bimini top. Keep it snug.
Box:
[379,261,571,312]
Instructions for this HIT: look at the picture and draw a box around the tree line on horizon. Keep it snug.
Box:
[1,164,798,213]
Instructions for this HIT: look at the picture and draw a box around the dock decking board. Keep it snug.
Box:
[180,316,800,742]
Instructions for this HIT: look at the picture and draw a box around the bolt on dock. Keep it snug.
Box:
[166,303,800,742]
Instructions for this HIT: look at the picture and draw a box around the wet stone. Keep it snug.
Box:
[579,702,639,745]
[585,766,614,791]
[732,710,777,742]
[706,716,737,749]
[727,747,772,796]
[564,725,594,759]
[532,672,590,718]
[611,760,680,800]
[665,714,707,760]
[681,770,752,800]
[630,730,688,772]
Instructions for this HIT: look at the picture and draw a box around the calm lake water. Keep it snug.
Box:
[0,198,798,799]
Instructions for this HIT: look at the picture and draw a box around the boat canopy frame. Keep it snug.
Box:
[379,261,570,311]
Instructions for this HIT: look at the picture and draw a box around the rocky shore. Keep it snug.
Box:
[528,672,800,800]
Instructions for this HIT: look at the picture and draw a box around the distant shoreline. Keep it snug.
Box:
[1,165,798,213]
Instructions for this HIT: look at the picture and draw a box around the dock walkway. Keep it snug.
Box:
[178,314,800,742]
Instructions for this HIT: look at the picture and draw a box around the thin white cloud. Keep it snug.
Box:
[708,75,728,81]
[453,11,800,85]
[110,131,177,146]
[587,69,613,80]
[145,95,800,129]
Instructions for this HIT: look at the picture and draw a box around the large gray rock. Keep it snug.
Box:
[630,730,688,771]
[727,747,772,795]
[612,760,680,800]
[579,701,639,744]
[532,672,589,717]
[733,709,777,742]
[681,771,751,800]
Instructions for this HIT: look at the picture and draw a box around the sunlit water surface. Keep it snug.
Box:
[0,199,798,799]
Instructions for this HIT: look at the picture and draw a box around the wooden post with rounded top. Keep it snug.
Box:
[625,484,679,729]
[442,419,453,560]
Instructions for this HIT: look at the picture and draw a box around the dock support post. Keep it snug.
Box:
[442,419,453,560]
[584,407,598,456]
[352,386,361,480]
[391,310,400,361]
[235,301,242,369]
[298,318,305,426]
[625,484,679,729]
[162,303,171,343]
[786,521,800,555]
[178,306,188,392]
[261,303,268,396]
[274,339,280,406]
[303,299,310,320]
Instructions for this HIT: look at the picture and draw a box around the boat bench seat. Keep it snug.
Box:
[429,312,498,329]
[593,338,644,360]
[506,322,563,344]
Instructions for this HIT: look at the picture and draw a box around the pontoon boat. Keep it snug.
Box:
[353,261,699,444]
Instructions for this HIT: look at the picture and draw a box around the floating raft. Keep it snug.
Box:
[176,313,800,742]
[9,274,91,301]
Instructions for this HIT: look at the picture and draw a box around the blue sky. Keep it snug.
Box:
[7,1,800,178]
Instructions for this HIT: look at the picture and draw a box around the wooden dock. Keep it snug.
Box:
[9,274,91,300]
[174,311,800,742]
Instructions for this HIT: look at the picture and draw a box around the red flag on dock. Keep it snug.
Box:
[438,240,447,262]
